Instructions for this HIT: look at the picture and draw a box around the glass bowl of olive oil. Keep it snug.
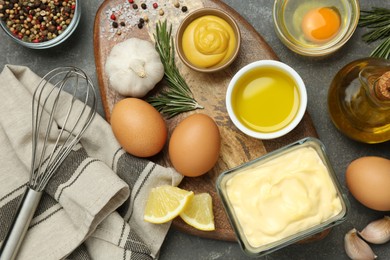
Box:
[273,0,360,56]
[226,60,307,139]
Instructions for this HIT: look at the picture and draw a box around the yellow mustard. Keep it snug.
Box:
[226,147,342,248]
[182,15,236,68]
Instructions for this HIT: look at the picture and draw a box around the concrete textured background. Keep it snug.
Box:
[1,0,389,259]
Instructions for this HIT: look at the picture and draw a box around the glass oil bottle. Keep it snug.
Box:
[328,58,390,143]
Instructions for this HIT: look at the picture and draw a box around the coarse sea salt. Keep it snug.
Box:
[102,0,203,40]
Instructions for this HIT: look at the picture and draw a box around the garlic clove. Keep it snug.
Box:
[344,228,377,260]
[359,216,390,244]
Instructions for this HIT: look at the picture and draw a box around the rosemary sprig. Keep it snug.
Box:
[147,20,203,118]
[370,37,390,59]
[359,7,390,59]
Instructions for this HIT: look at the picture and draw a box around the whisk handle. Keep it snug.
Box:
[0,188,42,260]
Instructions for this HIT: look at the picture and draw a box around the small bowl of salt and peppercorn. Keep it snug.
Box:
[0,0,80,49]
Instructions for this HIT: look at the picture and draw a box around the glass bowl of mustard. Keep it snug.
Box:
[273,0,360,56]
[0,0,80,49]
[175,7,241,73]
[216,137,349,257]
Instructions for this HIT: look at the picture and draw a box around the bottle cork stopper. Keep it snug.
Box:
[377,71,390,100]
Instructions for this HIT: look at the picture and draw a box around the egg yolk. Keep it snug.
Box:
[301,7,341,43]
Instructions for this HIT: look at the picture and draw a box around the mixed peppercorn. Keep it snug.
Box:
[0,0,76,43]
[110,0,188,30]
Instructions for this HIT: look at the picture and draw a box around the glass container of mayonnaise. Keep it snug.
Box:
[216,137,349,257]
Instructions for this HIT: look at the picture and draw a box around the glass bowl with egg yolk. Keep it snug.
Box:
[216,137,349,257]
[273,0,360,56]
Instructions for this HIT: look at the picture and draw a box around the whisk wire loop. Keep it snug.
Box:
[30,67,97,192]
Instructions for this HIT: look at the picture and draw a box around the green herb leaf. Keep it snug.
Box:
[147,20,203,118]
[359,7,390,59]
[370,37,390,59]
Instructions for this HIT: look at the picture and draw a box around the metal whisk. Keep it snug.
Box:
[0,67,97,260]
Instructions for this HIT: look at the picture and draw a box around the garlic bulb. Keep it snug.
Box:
[360,216,390,244]
[105,38,164,98]
[344,228,377,260]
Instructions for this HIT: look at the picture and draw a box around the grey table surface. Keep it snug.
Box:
[1,0,390,259]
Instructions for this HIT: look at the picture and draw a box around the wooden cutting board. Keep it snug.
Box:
[94,0,323,242]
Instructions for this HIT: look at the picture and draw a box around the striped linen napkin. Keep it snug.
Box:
[0,65,182,260]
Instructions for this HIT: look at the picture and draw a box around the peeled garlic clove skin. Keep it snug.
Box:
[360,216,390,244]
[344,228,377,260]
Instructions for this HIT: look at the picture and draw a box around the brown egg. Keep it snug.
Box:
[346,156,390,211]
[110,98,167,157]
[169,113,221,177]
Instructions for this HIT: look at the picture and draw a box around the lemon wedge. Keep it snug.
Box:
[180,193,215,231]
[144,185,194,224]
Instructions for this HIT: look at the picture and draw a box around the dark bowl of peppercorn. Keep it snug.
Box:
[0,0,80,49]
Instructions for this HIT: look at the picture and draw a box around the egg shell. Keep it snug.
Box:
[346,156,390,211]
[110,98,167,157]
[169,113,221,177]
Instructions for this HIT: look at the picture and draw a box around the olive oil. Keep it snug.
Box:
[232,67,300,133]
[328,58,390,143]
